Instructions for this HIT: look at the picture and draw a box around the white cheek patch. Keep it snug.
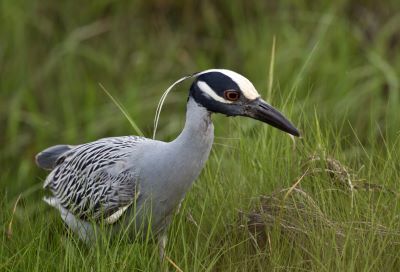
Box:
[197,81,233,104]
[197,69,260,100]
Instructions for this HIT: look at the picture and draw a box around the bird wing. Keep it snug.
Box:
[43,136,146,223]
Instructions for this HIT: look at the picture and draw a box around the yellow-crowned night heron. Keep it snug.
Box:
[36,69,300,256]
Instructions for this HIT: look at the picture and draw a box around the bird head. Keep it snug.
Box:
[189,69,300,137]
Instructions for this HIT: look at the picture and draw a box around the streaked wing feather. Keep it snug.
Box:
[44,136,146,222]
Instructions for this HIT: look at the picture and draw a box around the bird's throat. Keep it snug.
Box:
[173,97,214,145]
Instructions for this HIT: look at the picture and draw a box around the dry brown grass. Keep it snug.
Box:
[240,155,400,253]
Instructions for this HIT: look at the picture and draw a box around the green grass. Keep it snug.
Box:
[1,1,400,271]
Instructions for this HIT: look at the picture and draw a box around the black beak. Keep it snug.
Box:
[244,98,300,137]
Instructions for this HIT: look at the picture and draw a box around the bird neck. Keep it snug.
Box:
[172,97,214,145]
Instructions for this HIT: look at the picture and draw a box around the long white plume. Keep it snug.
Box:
[152,73,196,139]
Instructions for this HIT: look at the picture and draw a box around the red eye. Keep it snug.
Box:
[224,90,240,101]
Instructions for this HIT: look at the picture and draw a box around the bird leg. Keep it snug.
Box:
[158,200,184,260]
[158,232,168,260]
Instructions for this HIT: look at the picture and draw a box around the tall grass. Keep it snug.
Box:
[1,1,400,271]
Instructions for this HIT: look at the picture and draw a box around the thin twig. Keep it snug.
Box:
[7,194,22,239]
[283,168,310,201]
[165,255,184,272]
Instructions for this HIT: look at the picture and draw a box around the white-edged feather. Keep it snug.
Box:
[104,203,132,224]
[43,196,60,208]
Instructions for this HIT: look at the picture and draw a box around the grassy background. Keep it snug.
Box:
[1,0,400,271]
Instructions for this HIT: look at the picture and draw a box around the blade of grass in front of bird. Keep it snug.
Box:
[267,35,276,102]
[98,83,144,137]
